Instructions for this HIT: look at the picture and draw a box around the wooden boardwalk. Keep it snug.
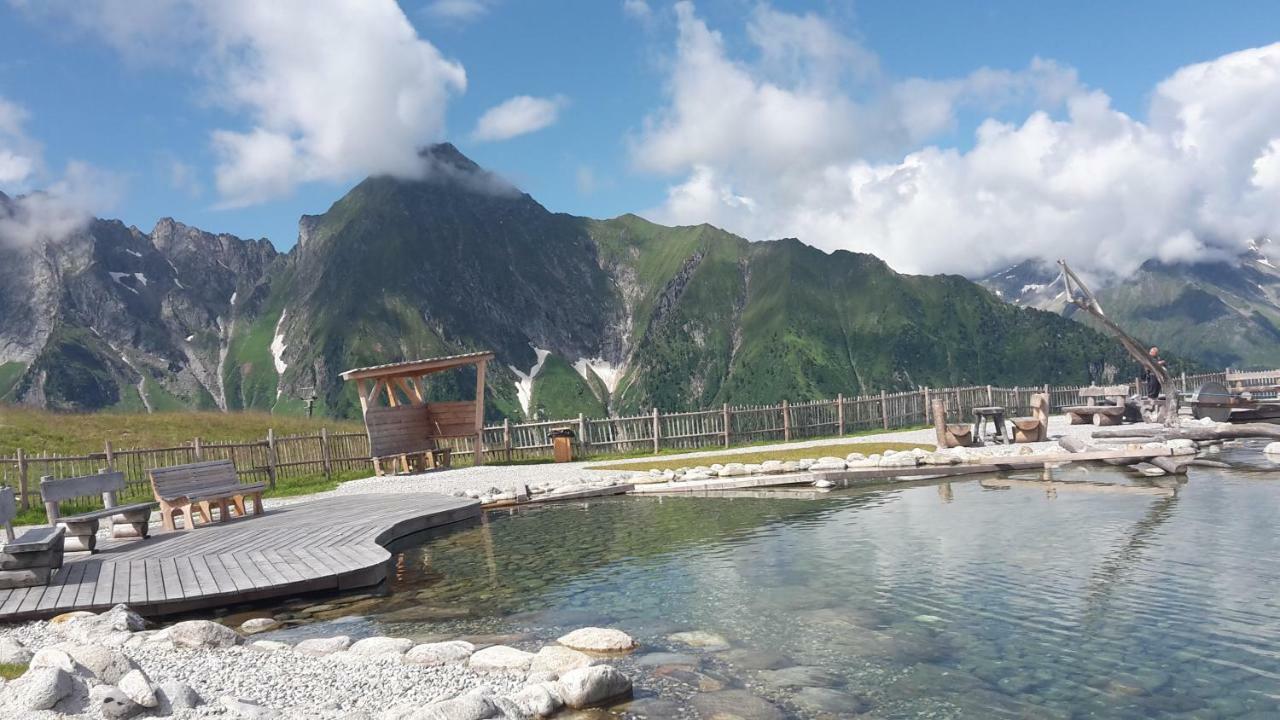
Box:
[0,494,479,622]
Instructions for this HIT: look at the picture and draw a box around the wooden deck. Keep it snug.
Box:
[0,493,479,622]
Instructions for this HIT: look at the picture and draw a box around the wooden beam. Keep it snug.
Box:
[473,360,487,466]
[340,351,496,381]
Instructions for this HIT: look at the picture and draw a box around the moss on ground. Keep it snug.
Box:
[0,662,27,680]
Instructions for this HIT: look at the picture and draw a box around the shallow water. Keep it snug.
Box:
[266,443,1280,718]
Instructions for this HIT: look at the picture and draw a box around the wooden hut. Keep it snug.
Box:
[340,351,492,475]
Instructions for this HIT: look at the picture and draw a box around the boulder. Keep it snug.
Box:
[717,463,748,477]
[169,620,244,649]
[220,696,281,719]
[251,640,292,652]
[157,680,203,711]
[97,604,147,633]
[797,459,815,470]
[94,685,143,719]
[348,636,414,658]
[759,460,785,475]
[683,471,712,481]
[667,630,730,651]
[118,668,158,707]
[293,636,351,657]
[555,665,632,709]
[529,645,594,675]
[404,640,475,666]
[65,643,136,684]
[414,695,498,720]
[744,464,764,475]
[557,627,637,653]
[0,636,32,664]
[468,645,534,673]
[780,461,800,473]
[1265,442,1280,456]
[239,618,281,635]
[691,690,784,720]
[507,682,563,717]
[808,457,847,471]
[878,453,918,468]
[30,647,80,674]
[845,452,866,462]
[16,666,73,710]
[661,469,676,481]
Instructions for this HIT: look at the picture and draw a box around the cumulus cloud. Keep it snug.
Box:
[15,0,467,207]
[472,95,567,142]
[636,2,1280,280]
[0,162,124,248]
[424,0,492,24]
[622,0,652,21]
[0,97,39,186]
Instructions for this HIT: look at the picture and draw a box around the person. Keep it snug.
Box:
[1142,346,1166,399]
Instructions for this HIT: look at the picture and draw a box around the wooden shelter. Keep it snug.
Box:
[340,351,492,474]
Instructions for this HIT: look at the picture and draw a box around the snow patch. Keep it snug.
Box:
[271,310,289,376]
[124,249,143,258]
[185,334,195,342]
[573,357,624,394]
[229,291,238,306]
[134,273,148,287]
[1257,256,1275,269]
[509,346,551,416]
[108,272,139,294]
[1019,283,1044,295]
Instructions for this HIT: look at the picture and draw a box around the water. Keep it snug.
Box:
[264,444,1280,718]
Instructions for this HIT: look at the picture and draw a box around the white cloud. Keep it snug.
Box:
[622,0,652,21]
[15,0,467,207]
[637,2,1280,281]
[0,161,124,248]
[0,97,39,186]
[472,95,567,142]
[424,0,492,23]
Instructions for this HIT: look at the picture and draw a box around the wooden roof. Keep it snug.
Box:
[340,351,494,381]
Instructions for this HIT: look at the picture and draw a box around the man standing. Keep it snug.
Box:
[1143,346,1166,399]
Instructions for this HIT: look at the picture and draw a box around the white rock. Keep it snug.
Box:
[468,645,534,672]
[507,682,563,717]
[682,471,711,481]
[250,640,292,652]
[1265,442,1280,456]
[661,469,676,481]
[293,635,351,657]
[16,666,73,710]
[65,643,136,683]
[119,668,158,707]
[882,449,897,456]
[781,461,800,473]
[557,627,637,652]
[0,636,32,664]
[220,696,280,719]
[95,684,142,719]
[922,451,962,466]
[529,645,595,675]
[710,464,724,472]
[845,452,866,462]
[30,647,79,674]
[158,680,202,710]
[808,457,847,471]
[760,460,785,474]
[744,463,764,475]
[667,630,730,650]
[1139,466,1167,477]
[797,459,815,470]
[347,636,415,658]
[169,620,243,649]
[405,640,476,666]
[555,665,633,709]
[239,618,281,635]
[814,479,835,489]
[717,463,747,477]
[414,695,497,720]
[878,453,918,468]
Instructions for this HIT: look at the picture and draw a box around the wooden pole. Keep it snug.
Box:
[266,428,278,490]
[722,403,731,448]
[834,389,844,435]
[577,413,588,452]
[103,440,115,471]
[922,387,931,424]
[473,360,487,466]
[15,448,28,511]
[880,390,889,430]
[987,384,993,404]
[651,408,660,454]
[782,399,791,441]
[503,418,512,462]
[192,437,203,460]
[320,428,332,480]
[931,398,949,447]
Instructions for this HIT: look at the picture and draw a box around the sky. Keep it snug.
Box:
[1,0,1279,279]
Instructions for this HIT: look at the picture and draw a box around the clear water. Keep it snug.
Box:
[264,443,1280,719]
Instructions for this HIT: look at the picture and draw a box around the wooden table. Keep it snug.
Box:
[972,406,1009,444]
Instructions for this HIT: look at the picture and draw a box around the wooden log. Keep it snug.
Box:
[1093,422,1280,442]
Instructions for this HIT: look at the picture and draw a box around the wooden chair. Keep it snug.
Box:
[40,469,157,552]
[931,399,975,448]
[148,460,266,532]
[1062,385,1129,425]
[0,486,65,589]
[1011,393,1050,443]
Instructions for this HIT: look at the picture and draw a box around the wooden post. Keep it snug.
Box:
[40,475,58,526]
[192,436,203,460]
[723,404,731,448]
[651,408,660,454]
[922,387,931,423]
[880,390,889,430]
[931,398,949,448]
[1181,371,1187,392]
[987,385,993,404]
[837,393,845,436]
[99,467,117,509]
[473,359,487,466]
[577,413,588,452]
[15,448,28,511]
[320,428,332,480]
[502,418,512,462]
[782,399,791,441]
[103,440,115,471]
[265,428,278,490]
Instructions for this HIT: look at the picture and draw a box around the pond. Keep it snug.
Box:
[262,442,1280,719]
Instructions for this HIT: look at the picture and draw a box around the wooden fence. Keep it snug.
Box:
[0,370,1229,513]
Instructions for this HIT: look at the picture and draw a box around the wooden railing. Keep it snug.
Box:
[0,369,1230,513]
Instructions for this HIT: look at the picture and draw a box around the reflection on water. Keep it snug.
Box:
[269,444,1280,719]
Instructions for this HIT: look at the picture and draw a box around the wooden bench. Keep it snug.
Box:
[40,469,158,552]
[1011,393,1049,442]
[1226,370,1280,401]
[1063,385,1129,426]
[149,460,266,532]
[0,486,65,589]
[366,405,456,476]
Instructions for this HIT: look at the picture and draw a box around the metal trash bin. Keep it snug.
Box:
[549,428,576,463]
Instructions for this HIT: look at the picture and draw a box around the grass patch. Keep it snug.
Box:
[264,469,368,499]
[590,440,934,472]
[0,662,27,680]
[0,405,363,456]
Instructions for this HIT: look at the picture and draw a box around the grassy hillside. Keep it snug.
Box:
[0,405,362,456]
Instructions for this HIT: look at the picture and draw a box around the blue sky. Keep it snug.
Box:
[1,1,1279,277]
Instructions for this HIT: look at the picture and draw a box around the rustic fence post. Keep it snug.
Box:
[192,437,203,461]
[986,385,993,405]
[782,399,791,441]
[15,447,28,511]
[265,428,278,490]
[880,390,889,430]
[922,387,930,424]
[837,393,845,436]
[320,428,332,480]
[722,404,731,448]
[502,418,512,462]
[103,440,115,472]
[651,408,660,454]
[577,413,588,453]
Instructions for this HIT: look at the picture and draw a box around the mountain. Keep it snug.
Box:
[0,147,1137,418]
[981,243,1280,369]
